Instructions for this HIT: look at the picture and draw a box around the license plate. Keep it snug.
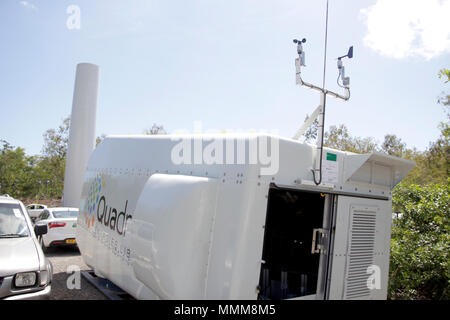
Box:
[66,239,76,244]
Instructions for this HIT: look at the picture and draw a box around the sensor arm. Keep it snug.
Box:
[326,87,350,101]
[296,58,350,101]
[295,58,323,94]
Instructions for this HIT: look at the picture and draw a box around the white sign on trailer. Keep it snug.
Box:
[321,152,339,184]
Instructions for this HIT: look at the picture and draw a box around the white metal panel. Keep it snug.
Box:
[204,178,268,299]
[76,169,160,300]
[344,205,378,299]
[129,174,219,299]
[327,196,392,300]
[343,153,414,187]
[349,162,372,185]
[372,163,392,187]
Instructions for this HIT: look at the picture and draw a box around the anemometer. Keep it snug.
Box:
[292,0,354,186]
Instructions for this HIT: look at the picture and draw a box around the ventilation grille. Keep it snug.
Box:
[344,207,377,299]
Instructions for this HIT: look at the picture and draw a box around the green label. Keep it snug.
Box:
[326,152,337,161]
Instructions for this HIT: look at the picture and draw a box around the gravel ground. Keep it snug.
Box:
[44,246,107,300]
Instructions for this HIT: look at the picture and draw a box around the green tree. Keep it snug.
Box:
[302,114,319,143]
[404,69,450,185]
[144,123,166,135]
[0,141,36,198]
[324,124,379,153]
[96,134,106,147]
[35,116,70,198]
[438,68,449,105]
[41,117,70,159]
[381,134,406,157]
[439,68,450,83]
[389,182,450,299]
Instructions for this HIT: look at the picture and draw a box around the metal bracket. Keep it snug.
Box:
[311,228,327,254]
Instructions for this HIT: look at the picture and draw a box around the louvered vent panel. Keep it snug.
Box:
[344,207,377,299]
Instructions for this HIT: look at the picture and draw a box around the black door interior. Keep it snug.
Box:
[258,187,325,300]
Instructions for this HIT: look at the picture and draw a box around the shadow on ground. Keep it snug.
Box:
[44,245,81,258]
[45,246,107,300]
[49,272,107,300]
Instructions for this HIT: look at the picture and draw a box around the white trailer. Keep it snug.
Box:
[76,133,414,300]
[74,19,413,300]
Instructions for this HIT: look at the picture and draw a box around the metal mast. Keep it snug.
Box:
[292,0,353,185]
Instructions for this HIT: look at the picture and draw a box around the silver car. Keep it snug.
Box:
[25,204,48,223]
[0,194,52,299]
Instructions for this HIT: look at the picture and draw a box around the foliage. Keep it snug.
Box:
[0,117,70,199]
[399,123,449,186]
[438,69,449,105]
[389,182,450,300]
[438,68,450,84]
[35,116,70,198]
[96,134,106,147]
[302,114,319,143]
[144,123,166,135]
[0,118,168,200]
[381,134,406,157]
[0,141,37,198]
[41,117,70,159]
[323,124,378,154]
[301,119,448,186]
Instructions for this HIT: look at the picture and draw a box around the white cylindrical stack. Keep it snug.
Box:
[63,63,99,208]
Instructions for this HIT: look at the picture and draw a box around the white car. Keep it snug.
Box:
[25,204,48,223]
[0,194,52,299]
[35,207,78,252]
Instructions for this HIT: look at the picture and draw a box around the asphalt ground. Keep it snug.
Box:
[44,245,106,300]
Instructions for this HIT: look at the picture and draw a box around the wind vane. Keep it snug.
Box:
[292,0,354,185]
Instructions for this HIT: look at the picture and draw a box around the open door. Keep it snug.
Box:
[258,187,332,300]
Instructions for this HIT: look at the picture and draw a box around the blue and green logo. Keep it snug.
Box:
[84,174,104,228]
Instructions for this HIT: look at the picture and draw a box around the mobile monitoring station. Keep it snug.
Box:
[66,11,414,300]
[76,134,413,300]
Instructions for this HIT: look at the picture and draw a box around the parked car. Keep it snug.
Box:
[35,207,79,252]
[25,204,48,223]
[0,194,52,300]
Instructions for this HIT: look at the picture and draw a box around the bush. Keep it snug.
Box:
[389,182,450,299]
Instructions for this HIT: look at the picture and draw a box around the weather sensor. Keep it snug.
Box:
[337,46,353,88]
[292,0,353,186]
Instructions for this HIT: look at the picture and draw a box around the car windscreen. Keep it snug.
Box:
[52,210,78,218]
[0,203,30,237]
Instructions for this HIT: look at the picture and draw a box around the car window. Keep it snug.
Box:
[39,210,50,220]
[0,203,30,237]
[27,205,35,210]
[37,205,44,209]
[52,210,78,218]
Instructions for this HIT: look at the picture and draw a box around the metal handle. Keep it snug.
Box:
[311,228,325,254]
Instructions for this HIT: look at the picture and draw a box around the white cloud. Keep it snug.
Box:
[19,1,37,11]
[360,0,450,60]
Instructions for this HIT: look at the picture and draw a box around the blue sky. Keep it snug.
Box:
[1,0,449,156]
